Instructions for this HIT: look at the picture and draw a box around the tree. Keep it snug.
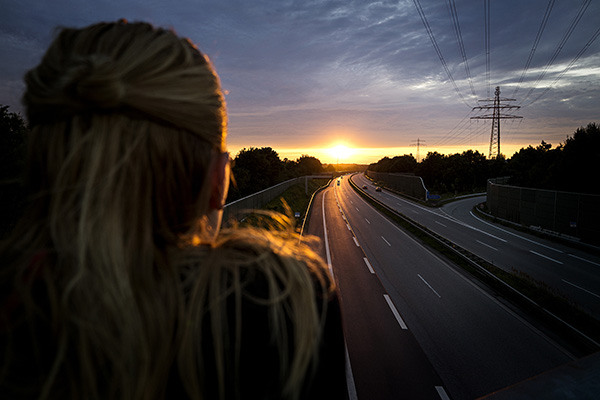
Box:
[0,105,29,237]
[505,123,599,194]
[228,147,282,200]
[295,155,323,175]
[416,151,448,192]
[368,154,417,173]
[556,122,600,194]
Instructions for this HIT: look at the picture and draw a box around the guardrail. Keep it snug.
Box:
[299,178,333,239]
[349,174,600,355]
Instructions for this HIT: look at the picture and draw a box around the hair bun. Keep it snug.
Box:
[66,55,125,109]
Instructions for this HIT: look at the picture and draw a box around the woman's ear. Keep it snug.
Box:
[209,152,230,210]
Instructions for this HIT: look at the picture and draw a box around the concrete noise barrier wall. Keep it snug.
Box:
[222,177,301,223]
[487,178,600,245]
[365,171,428,201]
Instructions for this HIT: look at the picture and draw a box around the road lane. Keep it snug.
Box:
[336,176,572,399]
[354,174,600,319]
[306,183,448,399]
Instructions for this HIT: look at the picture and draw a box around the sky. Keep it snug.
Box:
[1,0,599,164]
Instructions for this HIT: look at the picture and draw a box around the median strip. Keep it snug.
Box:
[349,173,600,356]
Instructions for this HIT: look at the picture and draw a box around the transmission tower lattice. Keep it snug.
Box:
[471,86,522,159]
[410,138,426,162]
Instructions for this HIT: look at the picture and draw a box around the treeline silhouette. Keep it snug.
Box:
[0,106,337,235]
[368,122,599,196]
[2,103,598,238]
[227,147,332,202]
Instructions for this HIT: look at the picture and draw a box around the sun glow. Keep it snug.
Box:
[328,144,355,163]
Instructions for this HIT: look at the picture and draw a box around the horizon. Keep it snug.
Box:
[229,138,574,166]
[2,1,598,163]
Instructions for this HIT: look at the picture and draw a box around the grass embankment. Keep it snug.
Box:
[350,175,600,357]
[241,178,330,230]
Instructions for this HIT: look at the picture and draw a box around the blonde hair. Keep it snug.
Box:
[0,20,331,400]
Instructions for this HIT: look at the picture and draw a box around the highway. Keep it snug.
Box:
[352,173,600,320]
[305,176,574,400]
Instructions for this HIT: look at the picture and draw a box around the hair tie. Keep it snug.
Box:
[66,55,125,110]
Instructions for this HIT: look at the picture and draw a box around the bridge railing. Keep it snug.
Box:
[222,174,334,223]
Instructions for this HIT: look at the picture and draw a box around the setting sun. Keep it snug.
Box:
[328,144,355,163]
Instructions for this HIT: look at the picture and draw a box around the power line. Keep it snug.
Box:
[484,0,491,98]
[511,0,555,98]
[445,0,477,97]
[430,109,476,147]
[411,0,472,107]
[519,0,592,105]
[524,24,600,107]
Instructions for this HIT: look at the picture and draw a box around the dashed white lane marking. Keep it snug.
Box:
[381,236,391,246]
[384,294,408,330]
[530,250,563,264]
[476,240,498,251]
[568,253,600,267]
[435,221,447,228]
[418,274,442,298]
[365,218,371,224]
[562,279,600,299]
[353,236,360,247]
[364,257,375,274]
[470,211,560,251]
[436,386,450,400]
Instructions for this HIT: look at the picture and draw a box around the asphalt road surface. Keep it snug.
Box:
[352,173,600,320]
[305,176,574,400]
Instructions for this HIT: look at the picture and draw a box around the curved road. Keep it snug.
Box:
[353,173,600,320]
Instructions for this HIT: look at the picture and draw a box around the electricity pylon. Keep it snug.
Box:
[471,86,522,159]
[410,138,426,162]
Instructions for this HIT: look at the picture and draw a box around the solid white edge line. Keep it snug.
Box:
[353,236,360,247]
[345,343,358,400]
[383,294,408,329]
[321,190,334,279]
[435,386,450,400]
[363,257,375,274]
[351,184,577,359]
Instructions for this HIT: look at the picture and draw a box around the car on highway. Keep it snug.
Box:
[375,186,382,192]
[362,185,368,189]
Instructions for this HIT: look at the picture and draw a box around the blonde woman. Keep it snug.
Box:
[0,20,346,399]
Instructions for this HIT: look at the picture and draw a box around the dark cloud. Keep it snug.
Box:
[1,0,598,160]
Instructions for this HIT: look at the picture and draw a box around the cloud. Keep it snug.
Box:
[1,0,598,160]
